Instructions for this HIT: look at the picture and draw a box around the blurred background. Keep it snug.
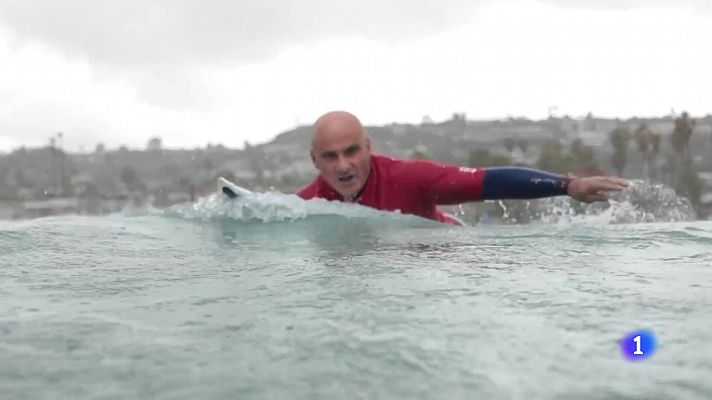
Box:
[1,0,711,219]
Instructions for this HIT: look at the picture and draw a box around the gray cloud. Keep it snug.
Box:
[0,1,490,109]
[2,0,707,111]
[2,0,706,70]
[0,0,486,68]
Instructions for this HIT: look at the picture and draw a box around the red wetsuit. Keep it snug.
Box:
[297,154,484,224]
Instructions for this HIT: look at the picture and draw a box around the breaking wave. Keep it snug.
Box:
[496,180,697,225]
[144,180,697,226]
[157,191,436,225]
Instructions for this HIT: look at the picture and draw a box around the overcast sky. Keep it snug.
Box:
[1,0,710,152]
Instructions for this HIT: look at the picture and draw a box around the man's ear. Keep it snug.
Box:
[310,150,317,169]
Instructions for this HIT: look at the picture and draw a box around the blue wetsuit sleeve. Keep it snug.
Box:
[480,167,572,200]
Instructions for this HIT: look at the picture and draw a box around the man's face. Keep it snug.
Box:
[311,127,372,201]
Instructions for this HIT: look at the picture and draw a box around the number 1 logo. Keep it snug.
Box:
[633,335,643,355]
[620,329,657,361]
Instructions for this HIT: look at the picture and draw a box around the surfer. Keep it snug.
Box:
[297,111,628,225]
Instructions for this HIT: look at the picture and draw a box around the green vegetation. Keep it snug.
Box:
[535,138,598,175]
[469,149,513,167]
[503,137,516,153]
[671,112,695,155]
[608,126,631,176]
[669,112,702,211]
[675,160,703,207]
[632,123,660,180]
[516,139,528,156]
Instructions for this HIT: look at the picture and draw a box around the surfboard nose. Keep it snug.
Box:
[218,177,253,199]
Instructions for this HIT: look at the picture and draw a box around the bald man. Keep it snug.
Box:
[297,111,628,225]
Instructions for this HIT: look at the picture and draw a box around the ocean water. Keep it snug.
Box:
[1,188,712,400]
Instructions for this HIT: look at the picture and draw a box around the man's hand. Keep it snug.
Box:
[567,176,629,203]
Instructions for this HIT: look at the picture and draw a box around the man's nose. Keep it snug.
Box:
[336,155,350,172]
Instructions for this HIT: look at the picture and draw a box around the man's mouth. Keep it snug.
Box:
[338,174,355,183]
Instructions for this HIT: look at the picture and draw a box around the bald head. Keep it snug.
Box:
[309,111,372,201]
[311,111,366,150]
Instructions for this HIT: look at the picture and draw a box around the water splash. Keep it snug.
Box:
[147,180,696,226]
[173,192,309,222]
[158,191,429,224]
[511,180,697,224]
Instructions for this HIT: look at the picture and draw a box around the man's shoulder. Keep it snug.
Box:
[296,177,320,199]
[371,154,407,179]
[371,153,412,171]
[371,154,446,187]
[371,153,400,165]
[373,153,448,174]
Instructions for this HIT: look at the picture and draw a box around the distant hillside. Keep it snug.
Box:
[2,113,711,219]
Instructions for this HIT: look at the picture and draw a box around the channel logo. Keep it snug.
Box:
[619,329,657,361]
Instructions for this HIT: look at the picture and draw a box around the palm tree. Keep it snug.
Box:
[671,112,695,157]
[503,137,516,154]
[608,126,631,176]
[516,139,528,156]
[633,123,657,179]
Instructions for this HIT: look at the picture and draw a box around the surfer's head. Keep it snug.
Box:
[310,111,372,201]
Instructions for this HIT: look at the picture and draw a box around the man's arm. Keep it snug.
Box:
[415,161,627,204]
[480,167,571,199]
[481,167,628,203]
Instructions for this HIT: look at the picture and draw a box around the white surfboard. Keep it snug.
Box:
[217,176,466,225]
[218,177,252,199]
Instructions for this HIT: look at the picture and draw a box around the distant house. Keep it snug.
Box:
[262,142,304,155]
[391,125,408,136]
[23,198,79,218]
[271,159,314,181]
[575,130,608,147]
[648,121,675,136]
[698,172,712,187]
[217,159,257,180]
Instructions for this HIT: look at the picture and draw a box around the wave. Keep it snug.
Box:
[491,180,698,225]
[135,179,698,227]
[154,192,440,227]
